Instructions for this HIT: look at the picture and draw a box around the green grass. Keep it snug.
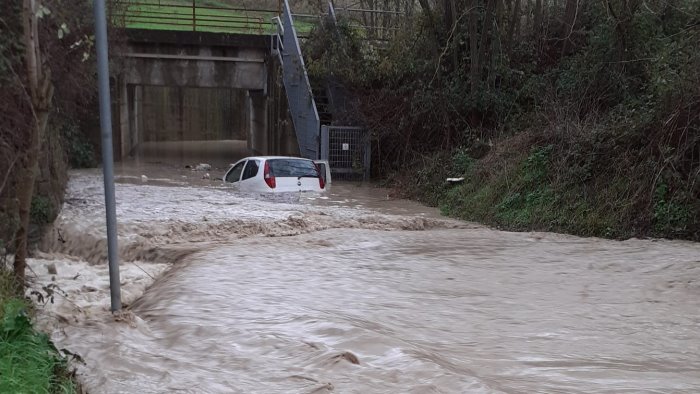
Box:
[119,0,315,35]
[0,268,76,394]
[401,133,699,239]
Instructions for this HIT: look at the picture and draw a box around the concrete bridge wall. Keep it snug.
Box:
[113,29,299,162]
[139,86,247,142]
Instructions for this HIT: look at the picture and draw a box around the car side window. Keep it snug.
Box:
[225,162,245,183]
[241,160,260,181]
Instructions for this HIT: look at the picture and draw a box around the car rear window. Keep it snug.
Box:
[268,159,318,178]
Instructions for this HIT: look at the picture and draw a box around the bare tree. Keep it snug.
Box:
[534,0,542,37]
[560,0,578,56]
[506,0,522,54]
[468,0,479,95]
[478,0,496,71]
[0,141,19,198]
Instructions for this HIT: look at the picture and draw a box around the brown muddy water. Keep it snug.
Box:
[26,162,700,394]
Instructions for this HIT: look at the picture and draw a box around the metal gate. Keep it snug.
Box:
[321,126,370,181]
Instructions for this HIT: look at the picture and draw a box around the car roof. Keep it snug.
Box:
[243,156,313,161]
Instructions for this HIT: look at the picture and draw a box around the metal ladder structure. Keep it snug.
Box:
[274,0,371,180]
[275,0,320,160]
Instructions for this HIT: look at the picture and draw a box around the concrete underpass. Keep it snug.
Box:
[112,29,299,165]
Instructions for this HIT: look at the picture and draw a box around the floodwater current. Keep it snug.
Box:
[27,162,700,394]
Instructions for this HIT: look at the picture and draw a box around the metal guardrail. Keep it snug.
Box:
[322,5,404,42]
[114,1,400,38]
[114,0,319,36]
[270,15,284,62]
[115,1,279,34]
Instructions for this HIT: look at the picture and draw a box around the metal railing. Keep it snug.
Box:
[270,15,284,63]
[115,0,280,34]
[323,5,405,42]
[114,0,319,36]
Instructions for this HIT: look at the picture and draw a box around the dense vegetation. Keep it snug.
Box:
[1,0,101,389]
[1,0,100,279]
[305,0,699,240]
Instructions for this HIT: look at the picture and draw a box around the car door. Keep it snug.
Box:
[238,159,261,192]
[313,160,331,185]
[224,160,246,190]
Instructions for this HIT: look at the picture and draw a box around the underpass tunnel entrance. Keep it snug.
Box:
[126,85,250,167]
[138,86,250,166]
[142,86,247,143]
[112,29,302,169]
[115,82,299,168]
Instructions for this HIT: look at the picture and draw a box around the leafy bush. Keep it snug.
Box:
[451,148,474,174]
[61,122,96,169]
[30,195,51,225]
[653,183,692,236]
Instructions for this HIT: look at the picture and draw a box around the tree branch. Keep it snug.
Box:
[429,6,478,87]
[0,153,18,197]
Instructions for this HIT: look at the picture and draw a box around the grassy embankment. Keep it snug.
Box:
[0,265,76,393]
[396,132,698,240]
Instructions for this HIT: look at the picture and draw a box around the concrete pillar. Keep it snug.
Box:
[245,90,252,152]
[127,85,135,156]
[246,90,268,155]
[118,76,129,160]
[130,85,143,157]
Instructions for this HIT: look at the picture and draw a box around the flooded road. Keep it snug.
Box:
[28,165,700,393]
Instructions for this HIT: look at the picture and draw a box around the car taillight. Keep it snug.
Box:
[314,162,325,189]
[263,161,275,189]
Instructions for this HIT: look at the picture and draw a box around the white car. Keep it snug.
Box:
[223,156,326,192]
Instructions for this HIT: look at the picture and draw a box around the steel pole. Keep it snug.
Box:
[93,0,121,312]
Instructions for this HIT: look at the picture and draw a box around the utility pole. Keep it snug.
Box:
[93,0,121,312]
